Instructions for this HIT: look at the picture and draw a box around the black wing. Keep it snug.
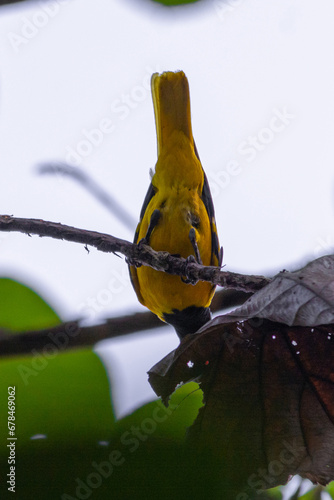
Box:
[194,140,222,266]
[133,182,156,243]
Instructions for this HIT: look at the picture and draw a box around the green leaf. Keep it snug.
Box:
[151,0,200,5]
[0,349,115,498]
[0,349,115,443]
[266,486,283,499]
[115,381,203,441]
[0,278,60,331]
[0,377,208,499]
[297,485,322,499]
[0,277,115,497]
[326,481,334,495]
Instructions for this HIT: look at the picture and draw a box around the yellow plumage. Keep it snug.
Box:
[129,71,221,338]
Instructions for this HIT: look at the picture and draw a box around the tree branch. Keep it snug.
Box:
[0,315,162,358]
[0,215,270,292]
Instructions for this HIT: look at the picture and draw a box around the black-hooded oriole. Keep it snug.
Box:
[129,71,221,338]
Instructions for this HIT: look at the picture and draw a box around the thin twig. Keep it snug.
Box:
[0,215,270,292]
[38,162,137,231]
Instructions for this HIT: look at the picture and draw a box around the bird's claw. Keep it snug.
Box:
[181,255,198,285]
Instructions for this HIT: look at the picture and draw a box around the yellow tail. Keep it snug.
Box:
[151,71,193,155]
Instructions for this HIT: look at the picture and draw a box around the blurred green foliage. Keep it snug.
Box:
[0,278,333,499]
[0,278,60,331]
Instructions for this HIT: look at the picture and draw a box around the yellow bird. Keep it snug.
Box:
[129,71,222,338]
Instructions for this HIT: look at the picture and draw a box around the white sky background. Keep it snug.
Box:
[1,0,334,418]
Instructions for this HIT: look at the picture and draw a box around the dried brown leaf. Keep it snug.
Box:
[148,319,334,493]
[210,255,334,327]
